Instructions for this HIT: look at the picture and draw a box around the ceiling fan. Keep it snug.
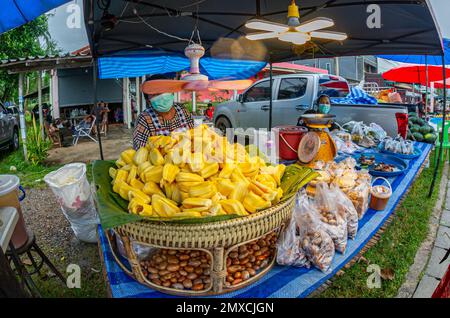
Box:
[141,43,254,95]
[245,0,348,45]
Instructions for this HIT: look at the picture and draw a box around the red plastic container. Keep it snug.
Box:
[275,126,308,160]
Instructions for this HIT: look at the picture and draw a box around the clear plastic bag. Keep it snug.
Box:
[351,121,365,141]
[295,192,335,272]
[345,182,370,219]
[330,184,359,240]
[314,182,348,253]
[44,163,98,243]
[276,210,309,268]
[369,123,387,141]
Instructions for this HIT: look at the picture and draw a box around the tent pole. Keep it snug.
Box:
[425,56,429,117]
[93,58,104,160]
[428,55,446,197]
[269,61,273,131]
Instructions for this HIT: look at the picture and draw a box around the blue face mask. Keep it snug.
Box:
[319,104,331,114]
[150,93,174,113]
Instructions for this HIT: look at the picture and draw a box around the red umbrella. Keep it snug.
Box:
[432,79,450,89]
[382,65,450,86]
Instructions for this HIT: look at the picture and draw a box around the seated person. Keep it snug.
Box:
[297,94,339,130]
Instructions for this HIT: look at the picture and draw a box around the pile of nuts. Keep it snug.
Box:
[224,231,277,288]
[140,249,211,291]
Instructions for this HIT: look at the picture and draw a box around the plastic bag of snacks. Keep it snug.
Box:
[346,182,370,219]
[314,182,348,253]
[276,211,309,268]
[369,123,387,141]
[330,183,359,239]
[296,192,335,272]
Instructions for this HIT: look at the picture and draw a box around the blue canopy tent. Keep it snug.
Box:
[82,0,445,197]
[0,0,70,34]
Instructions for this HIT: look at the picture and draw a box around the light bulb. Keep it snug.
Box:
[245,19,288,33]
[310,31,347,41]
[278,32,310,44]
[296,18,334,33]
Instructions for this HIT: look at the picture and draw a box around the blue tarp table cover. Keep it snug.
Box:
[97,142,432,298]
[0,0,70,35]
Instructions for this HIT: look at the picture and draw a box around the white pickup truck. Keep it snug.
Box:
[213,74,408,137]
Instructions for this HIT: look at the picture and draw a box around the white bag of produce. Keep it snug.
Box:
[44,163,98,243]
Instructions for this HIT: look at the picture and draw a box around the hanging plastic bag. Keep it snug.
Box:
[276,209,309,268]
[314,182,348,253]
[295,192,335,272]
[330,184,359,239]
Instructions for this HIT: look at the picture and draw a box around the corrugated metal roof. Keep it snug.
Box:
[0,46,91,67]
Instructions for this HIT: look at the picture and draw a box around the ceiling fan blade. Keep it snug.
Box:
[310,31,348,41]
[208,80,253,91]
[296,17,334,33]
[183,80,211,91]
[141,80,188,94]
[246,32,279,41]
[245,19,288,33]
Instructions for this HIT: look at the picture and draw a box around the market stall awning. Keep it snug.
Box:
[0,0,70,35]
[97,51,266,79]
[84,0,444,61]
[377,38,450,65]
[382,65,450,86]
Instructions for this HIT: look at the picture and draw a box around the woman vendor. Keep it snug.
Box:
[133,75,195,149]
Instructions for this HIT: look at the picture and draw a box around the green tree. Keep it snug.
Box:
[0,16,57,102]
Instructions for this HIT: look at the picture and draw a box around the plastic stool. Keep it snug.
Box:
[434,121,450,167]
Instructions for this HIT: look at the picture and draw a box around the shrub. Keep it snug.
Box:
[26,115,52,165]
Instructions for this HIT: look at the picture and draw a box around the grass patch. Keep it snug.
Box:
[0,148,93,188]
[27,245,107,298]
[316,150,446,298]
[0,148,62,188]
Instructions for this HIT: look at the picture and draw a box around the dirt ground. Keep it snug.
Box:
[21,188,107,297]
[46,124,133,165]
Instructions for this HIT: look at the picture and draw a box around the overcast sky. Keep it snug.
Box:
[47,0,450,53]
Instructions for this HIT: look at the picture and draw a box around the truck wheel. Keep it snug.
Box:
[9,128,19,151]
[215,116,232,135]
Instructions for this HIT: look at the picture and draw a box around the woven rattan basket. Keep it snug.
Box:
[104,195,296,296]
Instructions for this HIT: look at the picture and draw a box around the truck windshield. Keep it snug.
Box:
[317,76,350,98]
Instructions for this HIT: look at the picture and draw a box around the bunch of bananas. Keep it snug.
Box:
[110,124,286,219]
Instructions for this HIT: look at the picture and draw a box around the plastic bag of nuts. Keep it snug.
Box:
[140,249,212,291]
[330,183,359,240]
[225,231,277,288]
[276,210,309,268]
[295,193,335,272]
[314,182,348,253]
